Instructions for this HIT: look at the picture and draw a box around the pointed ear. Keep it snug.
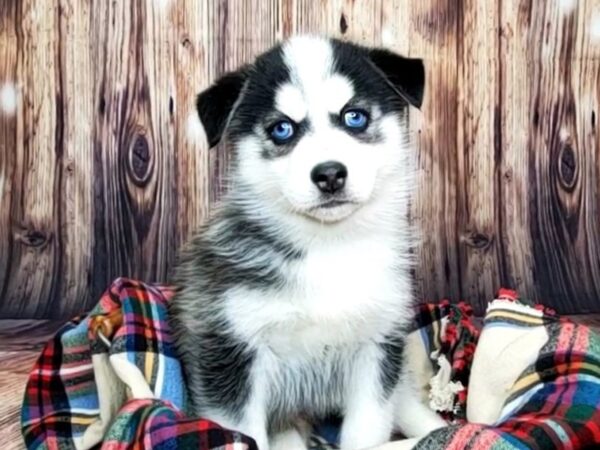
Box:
[196,67,248,148]
[368,49,425,109]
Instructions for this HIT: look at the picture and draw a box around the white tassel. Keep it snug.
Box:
[428,353,464,412]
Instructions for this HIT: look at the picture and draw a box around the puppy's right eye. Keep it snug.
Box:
[268,120,295,144]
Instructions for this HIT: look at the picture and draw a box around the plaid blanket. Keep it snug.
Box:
[21,279,600,449]
[21,279,255,450]
[417,294,600,450]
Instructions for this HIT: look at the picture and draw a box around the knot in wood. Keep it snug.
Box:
[18,229,49,248]
[463,231,493,250]
[64,159,75,174]
[558,142,577,191]
[128,133,153,186]
[339,13,348,34]
[181,37,192,49]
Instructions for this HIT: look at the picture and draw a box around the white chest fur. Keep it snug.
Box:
[223,236,412,357]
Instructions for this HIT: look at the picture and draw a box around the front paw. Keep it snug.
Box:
[270,428,308,450]
[395,407,446,438]
[340,413,393,450]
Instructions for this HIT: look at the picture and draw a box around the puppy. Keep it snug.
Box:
[169,35,446,450]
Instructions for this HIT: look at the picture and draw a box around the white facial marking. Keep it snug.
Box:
[282,37,354,124]
[283,36,333,89]
[275,84,307,122]
[322,75,355,114]
[275,75,353,124]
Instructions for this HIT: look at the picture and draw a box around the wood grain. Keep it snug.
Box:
[455,0,503,311]
[1,0,600,318]
[90,0,177,300]
[1,1,62,317]
[57,0,95,317]
[500,0,600,312]
[409,0,463,304]
[0,0,19,317]
[173,0,213,248]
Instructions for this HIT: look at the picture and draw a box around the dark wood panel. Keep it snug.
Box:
[454,1,503,312]
[501,0,600,312]
[89,0,179,302]
[409,0,463,305]
[0,1,19,317]
[0,1,63,317]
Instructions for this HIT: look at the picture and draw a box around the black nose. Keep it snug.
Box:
[310,161,348,194]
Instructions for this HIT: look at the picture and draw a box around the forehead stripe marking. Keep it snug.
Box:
[275,84,308,123]
[277,36,355,127]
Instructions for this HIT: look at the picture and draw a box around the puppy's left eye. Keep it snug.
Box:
[342,109,369,130]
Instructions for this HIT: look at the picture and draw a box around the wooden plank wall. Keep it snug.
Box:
[0,0,599,319]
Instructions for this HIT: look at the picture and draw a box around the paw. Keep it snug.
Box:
[396,410,446,438]
[340,401,394,449]
[270,428,308,450]
[392,388,447,438]
[340,418,392,450]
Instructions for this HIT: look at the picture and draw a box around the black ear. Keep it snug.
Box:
[196,68,248,148]
[368,49,425,109]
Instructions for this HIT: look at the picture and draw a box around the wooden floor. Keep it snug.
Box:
[0,320,64,450]
[2,315,600,449]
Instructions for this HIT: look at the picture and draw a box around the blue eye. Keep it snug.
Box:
[343,109,368,130]
[269,120,295,143]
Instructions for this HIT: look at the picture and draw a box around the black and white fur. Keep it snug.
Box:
[169,36,446,450]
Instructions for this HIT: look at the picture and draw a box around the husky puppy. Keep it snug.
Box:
[169,36,446,450]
